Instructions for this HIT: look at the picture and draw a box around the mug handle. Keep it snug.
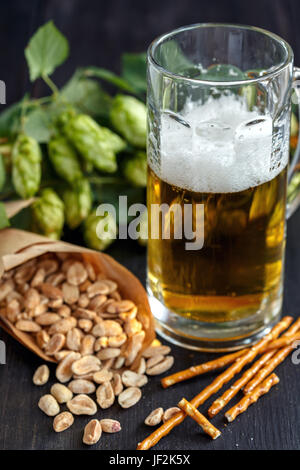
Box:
[286,67,300,218]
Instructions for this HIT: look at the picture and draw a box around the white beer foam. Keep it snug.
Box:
[156,94,288,193]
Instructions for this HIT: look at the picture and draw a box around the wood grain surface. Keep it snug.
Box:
[1,210,300,450]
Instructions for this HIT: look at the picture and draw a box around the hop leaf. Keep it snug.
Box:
[25,21,69,81]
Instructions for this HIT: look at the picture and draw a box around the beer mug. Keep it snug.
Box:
[147,24,300,351]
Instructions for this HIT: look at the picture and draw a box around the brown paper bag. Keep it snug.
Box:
[0,227,155,364]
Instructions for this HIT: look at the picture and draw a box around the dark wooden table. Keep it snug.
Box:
[1,209,300,451]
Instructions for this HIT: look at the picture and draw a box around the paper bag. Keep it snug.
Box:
[0,227,155,364]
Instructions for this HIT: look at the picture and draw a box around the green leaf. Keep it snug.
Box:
[0,202,10,229]
[24,108,53,142]
[61,73,112,119]
[0,154,6,190]
[0,101,22,137]
[25,21,69,81]
[82,67,136,93]
[121,53,147,94]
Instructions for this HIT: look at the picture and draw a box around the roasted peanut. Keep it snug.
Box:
[15,319,41,333]
[111,373,123,396]
[142,345,171,358]
[122,370,148,388]
[83,419,101,445]
[35,313,61,326]
[68,379,96,395]
[67,394,97,415]
[36,330,50,349]
[40,283,63,300]
[71,355,101,376]
[56,351,81,383]
[66,328,82,351]
[145,408,164,426]
[45,333,66,356]
[80,334,95,356]
[38,394,60,416]
[163,407,180,422]
[100,419,121,433]
[67,262,88,286]
[53,411,74,432]
[48,317,77,335]
[51,383,73,403]
[146,356,174,376]
[96,382,115,409]
[118,387,142,409]
[97,348,120,360]
[93,369,113,384]
[78,319,93,332]
[33,364,50,386]
[62,282,80,305]
[24,288,40,309]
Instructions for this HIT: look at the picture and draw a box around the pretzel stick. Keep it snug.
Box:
[243,318,300,395]
[178,398,221,440]
[161,318,300,389]
[136,316,292,450]
[262,332,300,352]
[225,373,279,422]
[161,349,246,389]
[208,317,300,417]
[243,344,295,395]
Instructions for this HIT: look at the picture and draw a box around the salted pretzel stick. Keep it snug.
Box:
[136,316,292,450]
[161,350,246,389]
[243,344,295,395]
[225,373,279,422]
[208,317,300,417]
[162,319,300,389]
[178,398,221,440]
[262,332,300,352]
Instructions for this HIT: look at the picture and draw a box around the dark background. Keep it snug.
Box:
[1,0,300,451]
[1,0,300,104]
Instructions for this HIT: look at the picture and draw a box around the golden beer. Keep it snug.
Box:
[147,165,287,323]
[147,23,295,349]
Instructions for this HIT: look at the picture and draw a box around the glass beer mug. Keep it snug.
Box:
[146,24,300,351]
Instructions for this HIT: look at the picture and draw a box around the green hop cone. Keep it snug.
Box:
[56,108,76,130]
[48,135,83,184]
[32,188,64,240]
[63,113,126,173]
[110,94,147,148]
[123,150,147,187]
[63,179,92,229]
[12,133,41,198]
[84,209,117,251]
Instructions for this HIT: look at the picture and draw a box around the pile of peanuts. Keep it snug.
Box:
[0,252,174,445]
